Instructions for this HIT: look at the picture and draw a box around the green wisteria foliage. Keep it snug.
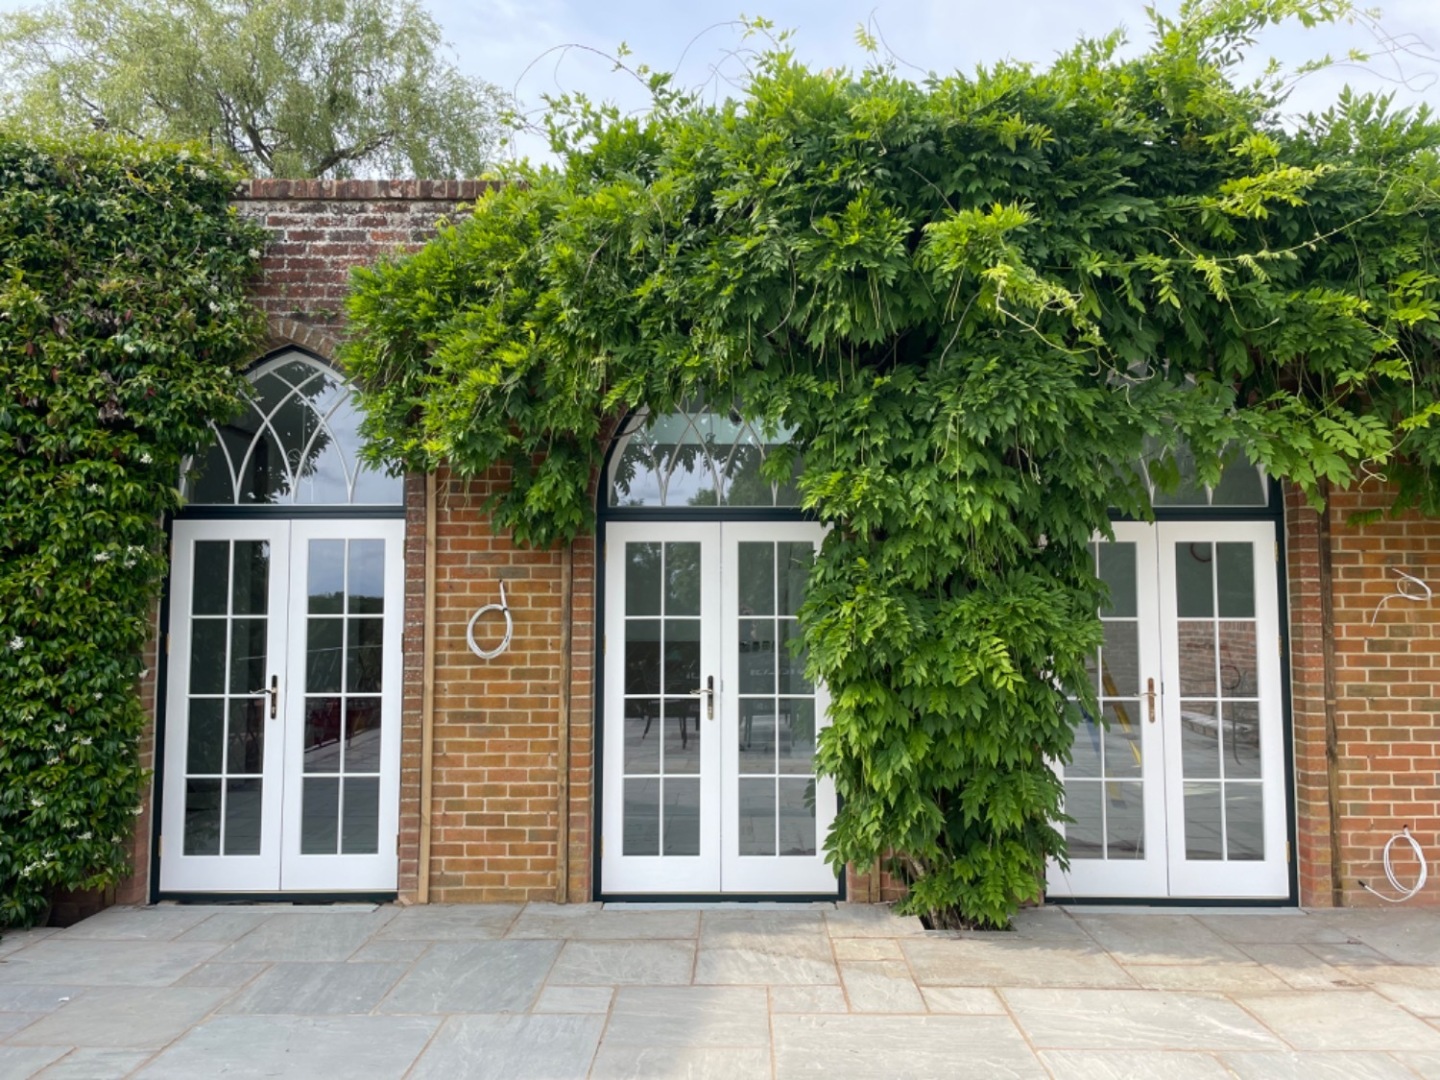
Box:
[0,134,264,927]
[345,0,1440,927]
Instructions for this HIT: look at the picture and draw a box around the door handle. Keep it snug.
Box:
[250,674,278,720]
[689,675,714,721]
[1144,677,1157,724]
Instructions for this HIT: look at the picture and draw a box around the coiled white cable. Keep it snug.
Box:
[1358,826,1428,903]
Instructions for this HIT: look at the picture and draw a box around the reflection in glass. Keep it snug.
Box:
[345,698,383,773]
[1223,702,1262,779]
[186,699,224,774]
[1225,785,1264,860]
[1064,781,1104,859]
[232,542,269,616]
[623,699,661,774]
[183,353,403,507]
[663,620,701,693]
[308,540,345,614]
[1218,621,1257,699]
[739,700,776,773]
[738,543,774,616]
[347,540,385,614]
[1068,708,1102,778]
[1097,542,1137,618]
[738,778,776,856]
[1100,622,1139,697]
[624,620,662,695]
[184,778,222,856]
[306,618,343,693]
[346,619,385,693]
[663,779,701,856]
[1177,621,1217,697]
[1105,782,1145,858]
[189,621,227,695]
[301,777,341,854]
[738,619,776,693]
[226,699,264,775]
[193,542,230,615]
[224,779,263,855]
[228,619,267,695]
[1183,783,1223,860]
[1179,701,1219,779]
[623,778,660,856]
[662,698,701,774]
[303,697,344,773]
[778,699,817,775]
[625,543,661,617]
[1176,543,1215,618]
[778,543,813,617]
[664,543,701,615]
[778,779,816,856]
[1216,543,1256,618]
[1101,703,1142,778]
[342,777,380,854]
[777,620,811,694]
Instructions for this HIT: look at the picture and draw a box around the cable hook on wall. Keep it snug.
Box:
[1369,567,1433,626]
[467,580,513,660]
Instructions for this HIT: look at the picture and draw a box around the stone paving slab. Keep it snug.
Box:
[5,903,1440,1077]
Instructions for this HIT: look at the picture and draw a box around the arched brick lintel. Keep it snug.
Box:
[260,315,341,363]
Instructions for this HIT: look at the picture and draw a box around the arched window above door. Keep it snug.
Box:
[1140,440,1269,508]
[608,400,803,509]
[183,350,402,507]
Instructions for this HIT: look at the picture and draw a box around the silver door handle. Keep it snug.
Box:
[689,676,714,721]
[249,674,278,720]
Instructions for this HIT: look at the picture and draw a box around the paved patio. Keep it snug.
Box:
[3,903,1440,1078]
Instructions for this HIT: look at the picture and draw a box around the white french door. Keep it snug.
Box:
[601,521,838,895]
[1049,521,1289,900]
[160,518,404,893]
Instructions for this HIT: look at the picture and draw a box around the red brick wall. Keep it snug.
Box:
[1288,484,1440,906]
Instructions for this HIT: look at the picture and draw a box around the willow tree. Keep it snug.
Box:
[344,0,1440,927]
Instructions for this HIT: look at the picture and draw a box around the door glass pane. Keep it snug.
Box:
[192,542,230,615]
[738,619,776,693]
[1099,623,1139,696]
[625,543,661,617]
[777,619,811,695]
[1097,543,1137,618]
[347,540,385,614]
[665,543,701,616]
[231,541,269,615]
[625,621,662,695]
[663,779,700,856]
[226,699,265,775]
[1183,782,1223,860]
[229,619,267,695]
[777,542,813,617]
[1176,542,1215,617]
[1218,622,1257,699]
[1101,703,1142,778]
[186,699,224,774]
[346,619,384,693]
[663,699,701,775]
[190,621,227,695]
[1223,702,1261,779]
[1105,782,1145,858]
[664,620,700,693]
[301,777,340,854]
[184,779,222,856]
[1225,785,1264,860]
[1216,543,1256,617]
[739,700,776,774]
[304,698,344,773]
[738,542,774,616]
[1068,705,1102,778]
[1180,701,1219,778]
[306,619,344,693]
[738,779,776,856]
[342,777,380,854]
[1177,622,1216,696]
[623,699,661,773]
[224,779,263,855]
[623,778,660,856]
[777,699,816,775]
[1064,781,1104,859]
[778,779,816,857]
[307,540,345,614]
[345,698,383,773]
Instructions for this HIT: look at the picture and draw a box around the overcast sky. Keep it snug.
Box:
[2,0,1437,161]
[448,0,1440,159]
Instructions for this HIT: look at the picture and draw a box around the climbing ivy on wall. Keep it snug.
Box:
[0,134,264,927]
[345,0,1440,927]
